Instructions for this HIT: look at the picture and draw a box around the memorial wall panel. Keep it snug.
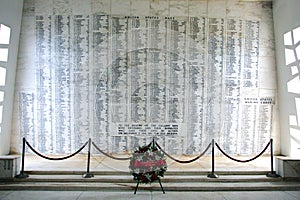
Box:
[11,0,278,155]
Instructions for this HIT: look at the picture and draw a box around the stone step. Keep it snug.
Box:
[1,180,300,192]
[4,174,282,183]
[24,170,270,176]
[2,170,299,192]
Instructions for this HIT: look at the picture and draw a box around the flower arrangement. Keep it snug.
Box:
[129,142,167,184]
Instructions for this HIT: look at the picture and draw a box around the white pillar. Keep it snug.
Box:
[273,0,300,157]
[0,0,23,155]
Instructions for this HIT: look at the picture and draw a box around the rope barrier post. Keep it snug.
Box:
[15,138,29,178]
[83,138,94,178]
[207,139,218,178]
[266,138,280,178]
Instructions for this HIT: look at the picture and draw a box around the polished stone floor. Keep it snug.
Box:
[0,190,300,200]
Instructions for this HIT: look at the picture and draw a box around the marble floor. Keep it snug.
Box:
[0,190,300,200]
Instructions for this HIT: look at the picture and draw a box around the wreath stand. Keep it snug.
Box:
[130,139,167,195]
[134,177,165,194]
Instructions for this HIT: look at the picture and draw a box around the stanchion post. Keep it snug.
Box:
[15,138,29,178]
[266,138,280,178]
[207,139,218,178]
[83,138,94,178]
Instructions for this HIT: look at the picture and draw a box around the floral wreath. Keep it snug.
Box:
[129,142,167,184]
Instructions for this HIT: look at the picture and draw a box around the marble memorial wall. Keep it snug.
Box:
[11,0,279,155]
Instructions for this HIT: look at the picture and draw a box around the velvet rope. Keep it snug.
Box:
[215,141,271,163]
[155,142,212,163]
[25,139,88,160]
[92,142,132,160]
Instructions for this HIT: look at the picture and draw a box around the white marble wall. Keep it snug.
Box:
[11,0,279,156]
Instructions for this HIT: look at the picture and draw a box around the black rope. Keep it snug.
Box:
[92,142,131,160]
[25,140,88,161]
[215,141,271,163]
[155,142,212,163]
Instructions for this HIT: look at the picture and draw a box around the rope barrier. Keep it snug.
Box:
[92,142,132,160]
[155,142,212,163]
[25,139,88,161]
[215,141,271,163]
[16,137,278,180]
